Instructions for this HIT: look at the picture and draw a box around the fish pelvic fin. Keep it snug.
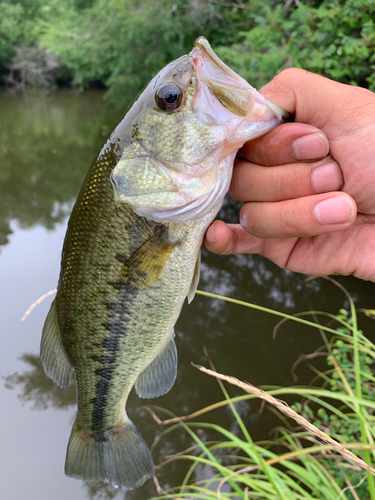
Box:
[65,416,154,490]
[135,332,177,398]
[118,226,178,288]
[40,299,73,388]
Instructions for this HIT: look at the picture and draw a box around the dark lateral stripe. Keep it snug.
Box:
[90,282,139,432]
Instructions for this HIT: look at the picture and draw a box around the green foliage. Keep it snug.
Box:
[39,0,238,106]
[217,0,375,90]
[0,90,120,247]
[291,308,375,499]
[0,1,27,71]
[153,286,375,499]
[0,0,70,72]
[2,0,375,100]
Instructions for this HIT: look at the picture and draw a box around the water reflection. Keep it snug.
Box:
[85,482,126,500]
[3,354,75,410]
[0,90,121,247]
[1,90,374,499]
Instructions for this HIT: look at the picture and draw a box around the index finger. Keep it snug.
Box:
[240,122,329,166]
[259,67,375,133]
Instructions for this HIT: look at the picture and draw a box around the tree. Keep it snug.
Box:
[216,0,375,90]
[39,0,238,105]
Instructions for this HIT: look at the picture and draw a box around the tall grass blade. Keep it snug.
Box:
[192,364,375,476]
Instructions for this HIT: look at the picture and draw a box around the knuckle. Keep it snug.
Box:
[279,168,297,199]
[275,67,310,82]
[276,166,310,200]
[241,200,317,238]
[278,200,317,237]
[219,238,235,255]
[263,68,308,94]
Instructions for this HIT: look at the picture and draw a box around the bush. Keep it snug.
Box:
[5,46,59,89]
[216,0,375,91]
[2,1,375,101]
[150,285,375,499]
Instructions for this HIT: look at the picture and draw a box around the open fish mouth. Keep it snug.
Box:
[191,37,291,121]
[42,36,294,493]
[110,37,290,224]
[191,37,255,117]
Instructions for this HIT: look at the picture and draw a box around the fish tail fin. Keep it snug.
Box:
[65,416,154,490]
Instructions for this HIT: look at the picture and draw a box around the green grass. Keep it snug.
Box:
[149,279,375,500]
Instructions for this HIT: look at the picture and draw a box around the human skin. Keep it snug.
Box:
[204,68,375,282]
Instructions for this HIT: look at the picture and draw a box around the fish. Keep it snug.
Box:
[40,37,289,491]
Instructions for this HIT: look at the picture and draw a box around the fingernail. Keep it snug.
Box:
[314,196,354,225]
[312,161,343,193]
[240,211,249,232]
[293,132,329,160]
[206,223,216,244]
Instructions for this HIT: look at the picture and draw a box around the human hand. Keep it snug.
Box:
[205,69,375,282]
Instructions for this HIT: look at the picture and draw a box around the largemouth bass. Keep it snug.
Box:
[40,37,288,490]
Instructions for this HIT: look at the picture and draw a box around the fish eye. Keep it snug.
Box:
[155,83,182,110]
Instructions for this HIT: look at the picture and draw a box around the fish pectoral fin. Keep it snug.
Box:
[119,227,178,288]
[40,300,74,389]
[135,332,177,399]
[187,250,201,304]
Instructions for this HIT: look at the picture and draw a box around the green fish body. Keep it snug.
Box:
[40,37,288,490]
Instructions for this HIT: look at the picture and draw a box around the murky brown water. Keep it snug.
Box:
[1,89,374,500]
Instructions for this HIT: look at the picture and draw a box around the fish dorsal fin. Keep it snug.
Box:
[135,332,177,399]
[187,250,201,304]
[40,300,73,389]
[119,227,177,289]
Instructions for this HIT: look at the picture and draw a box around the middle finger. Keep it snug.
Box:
[229,157,343,202]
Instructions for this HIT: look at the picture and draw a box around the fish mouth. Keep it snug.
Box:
[190,37,291,120]
[193,37,250,89]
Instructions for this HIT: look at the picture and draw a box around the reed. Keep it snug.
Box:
[149,279,375,500]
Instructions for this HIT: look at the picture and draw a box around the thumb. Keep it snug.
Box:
[259,68,372,134]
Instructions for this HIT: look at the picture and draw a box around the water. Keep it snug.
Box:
[0,89,374,500]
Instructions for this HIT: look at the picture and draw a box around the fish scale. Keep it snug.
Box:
[57,139,214,431]
[139,108,219,166]
[40,37,288,490]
